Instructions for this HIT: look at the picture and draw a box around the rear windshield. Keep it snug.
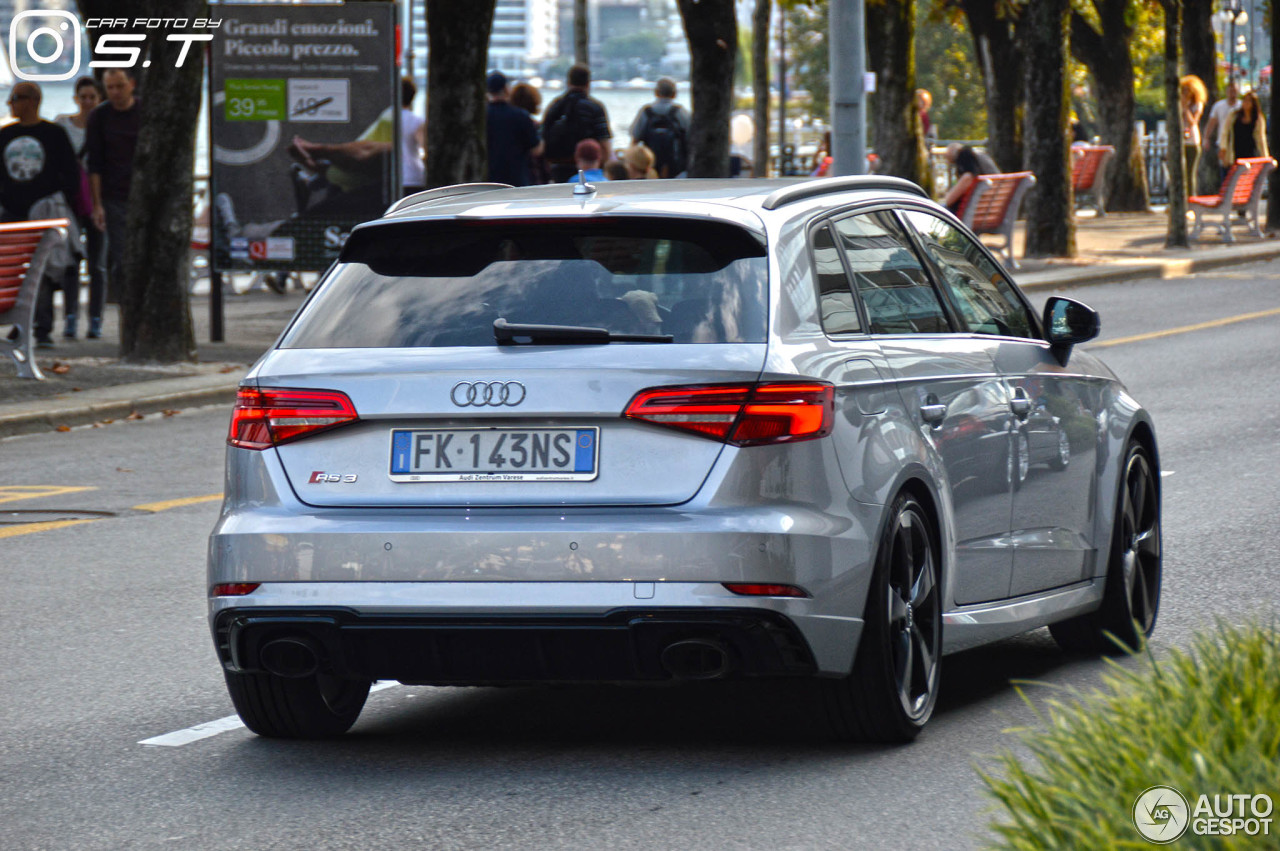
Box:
[281,218,769,348]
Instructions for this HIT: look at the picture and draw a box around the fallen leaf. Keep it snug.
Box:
[219,365,238,374]
[162,409,180,417]
[71,387,82,392]
[125,411,144,421]
[100,418,114,424]
[50,363,71,375]
[116,467,134,473]
[55,425,71,432]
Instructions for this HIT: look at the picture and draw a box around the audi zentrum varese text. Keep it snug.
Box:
[208,177,1161,741]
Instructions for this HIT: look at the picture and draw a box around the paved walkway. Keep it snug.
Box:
[1,210,1277,437]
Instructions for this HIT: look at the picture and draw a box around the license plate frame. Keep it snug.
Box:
[388,427,599,482]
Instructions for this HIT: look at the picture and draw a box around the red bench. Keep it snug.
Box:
[1071,144,1114,215]
[957,171,1037,269]
[1189,157,1276,242]
[0,219,70,380]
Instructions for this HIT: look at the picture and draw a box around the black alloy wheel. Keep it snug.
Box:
[1050,441,1161,653]
[821,492,942,742]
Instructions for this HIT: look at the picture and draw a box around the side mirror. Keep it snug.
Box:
[1043,297,1100,357]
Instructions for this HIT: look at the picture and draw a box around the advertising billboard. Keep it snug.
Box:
[209,1,398,272]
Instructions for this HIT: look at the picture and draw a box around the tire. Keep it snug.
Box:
[1049,428,1071,471]
[224,669,371,738]
[821,491,942,743]
[1050,442,1161,654]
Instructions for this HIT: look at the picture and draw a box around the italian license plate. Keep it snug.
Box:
[389,428,599,482]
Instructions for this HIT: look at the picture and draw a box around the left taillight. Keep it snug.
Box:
[624,381,835,446]
[228,386,359,449]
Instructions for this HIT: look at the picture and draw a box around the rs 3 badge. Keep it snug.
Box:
[309,471,358,483]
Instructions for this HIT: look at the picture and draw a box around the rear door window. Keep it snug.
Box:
[831,212,951,335]
[280,219,769,348]
[812,224,862,335]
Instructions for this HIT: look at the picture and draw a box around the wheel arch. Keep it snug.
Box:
[875,468,950,610]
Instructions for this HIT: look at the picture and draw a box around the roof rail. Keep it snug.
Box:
[761,176,928,210]
[384,183,514,215]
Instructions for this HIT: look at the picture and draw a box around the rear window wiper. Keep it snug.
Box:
[494,318,673,345]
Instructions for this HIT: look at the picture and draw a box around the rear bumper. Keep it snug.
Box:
[209,581,863,677]
[214,604,819,684]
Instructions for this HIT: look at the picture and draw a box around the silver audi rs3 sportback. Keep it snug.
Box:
[208,177,1161,741]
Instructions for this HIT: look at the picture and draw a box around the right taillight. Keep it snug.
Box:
[624,382,834,446]
[228,386,359,449]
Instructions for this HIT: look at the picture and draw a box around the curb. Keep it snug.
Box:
[0,373,242,439]
[1016,241,1280,291]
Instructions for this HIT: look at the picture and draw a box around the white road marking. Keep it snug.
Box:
[139,682,400,747]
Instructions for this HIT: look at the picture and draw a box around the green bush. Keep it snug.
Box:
[980,622,1280,850]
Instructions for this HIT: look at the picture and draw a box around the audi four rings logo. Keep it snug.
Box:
[451,381,527,407]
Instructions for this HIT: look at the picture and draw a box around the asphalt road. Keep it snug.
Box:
[1,261,1278,850]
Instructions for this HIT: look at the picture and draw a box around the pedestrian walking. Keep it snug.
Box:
[400,76,425,196]
[1221,90,1268,166]
[0,82,82,348]
[53,76,106,339]
[85,69,140,309]
[486,71,541,187]
[542,64,612,183]
[510,81,549,184]
[629,78,689,179]
[915,89,936,146]
[1179,75,1207,197]
[1204,81,1240,182]
[565,139,607,183]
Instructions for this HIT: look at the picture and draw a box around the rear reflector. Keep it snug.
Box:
[723,583,810,598]
[228,387,359,449]
[624,382,834,446]
[211,583,261,597]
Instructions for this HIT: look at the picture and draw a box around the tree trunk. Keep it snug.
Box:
[1164,0,1187,247]
[678,0,737,178]
[1181,0,1217,104]
[752,0,771,177]
[425,0,497,188]
[1021,0,1075,257]
[960,0,1023,172]
[1069,2,1149,211]
[1182,0,1217,196]
[574,0,589,66]
[73,0,203,362]
[866,0,928,189]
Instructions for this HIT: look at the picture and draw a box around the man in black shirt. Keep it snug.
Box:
[486,71,542,187]
[0,82,81,347]
[542,64,612,183]
[85,69,140,311]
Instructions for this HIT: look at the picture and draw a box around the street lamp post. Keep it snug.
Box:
[1217,1,1249,83]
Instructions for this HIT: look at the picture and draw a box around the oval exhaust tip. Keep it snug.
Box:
[259,637,321,679]
[660,639,732,680]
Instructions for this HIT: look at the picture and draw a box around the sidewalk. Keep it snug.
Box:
[2,210,1277,438]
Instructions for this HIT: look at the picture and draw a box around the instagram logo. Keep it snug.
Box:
[9,10,82,82]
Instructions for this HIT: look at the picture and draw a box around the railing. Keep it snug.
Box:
[1142,136,1170,204]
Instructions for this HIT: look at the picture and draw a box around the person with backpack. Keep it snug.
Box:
[629,78,690,179]
[542,64,612,183]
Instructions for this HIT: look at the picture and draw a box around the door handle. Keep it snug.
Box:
[1010,389,1032,420]
[920,394,947,426]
